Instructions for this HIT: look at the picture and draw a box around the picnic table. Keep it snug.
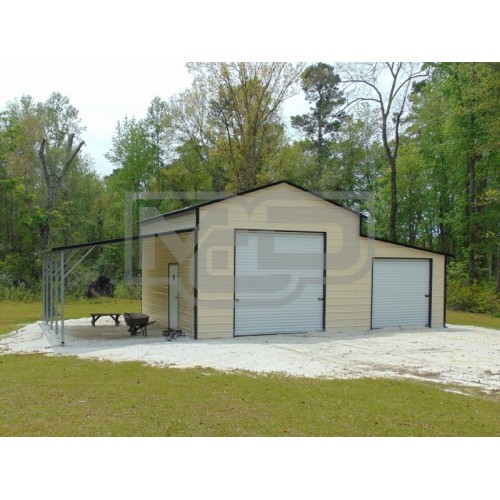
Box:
[90,313,121,327]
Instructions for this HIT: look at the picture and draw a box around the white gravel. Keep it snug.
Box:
[1,317,499,393]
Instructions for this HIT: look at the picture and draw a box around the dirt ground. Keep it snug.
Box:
[1,317,499,394]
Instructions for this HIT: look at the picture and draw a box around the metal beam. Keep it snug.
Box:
[61,250,65,345]
[64,246,96,279]
[54,254,58,335]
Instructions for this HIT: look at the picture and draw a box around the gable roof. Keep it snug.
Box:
[139,179,452,257]
[140,179,361,224]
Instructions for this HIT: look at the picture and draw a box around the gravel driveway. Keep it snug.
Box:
[1,318,499,393]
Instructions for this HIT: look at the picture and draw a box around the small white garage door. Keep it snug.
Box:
[235,230,324,335]
[372,258,431,329]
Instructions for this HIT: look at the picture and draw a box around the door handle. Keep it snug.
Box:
[425,294,430,297]
[318,297,324,301]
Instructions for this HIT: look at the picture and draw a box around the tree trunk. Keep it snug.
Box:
[381,110,398,242]
[389,156,398,241]
[467,120,477,286]
[40,225,50,252]
[438,200,446,253]
[38,135,84,251]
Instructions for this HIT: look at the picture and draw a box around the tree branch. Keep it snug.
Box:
[63,139,85,175]
[342,97,380,113]
[38,138,51,188]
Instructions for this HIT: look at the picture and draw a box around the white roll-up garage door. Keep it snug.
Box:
[235,230,324,335]
[372,258,431,329]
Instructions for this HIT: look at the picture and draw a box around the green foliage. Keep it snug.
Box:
[447,280,499,315]
[105,116,157,192]
[446,260,499,314]
[292,63,345,180]
[0,283,38,302]
[187,62,304,191]
[1,63,499,305]
[321,108,385,213]
[410,63,500,275]
[114,282,142,300]
[0,92,95,258]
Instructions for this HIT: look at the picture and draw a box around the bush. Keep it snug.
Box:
[0,283,39,302]
[114,282,142,300]
[447,280,500,314]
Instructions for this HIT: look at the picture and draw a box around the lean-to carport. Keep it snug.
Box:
[41,231,177,345]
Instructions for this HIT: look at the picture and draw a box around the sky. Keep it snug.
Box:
[0,62,308,177]
[1,62,195,176]
[2,2,495,179]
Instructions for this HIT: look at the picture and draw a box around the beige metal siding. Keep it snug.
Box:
[325,237,444,330]
[141,231,195,335]
[196,183,445,339]
[140,211,196,235]
[369,239,444,329]
[197,183,357,338]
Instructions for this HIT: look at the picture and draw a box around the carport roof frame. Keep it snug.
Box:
[48,228,194,252]
[42,229,195,346]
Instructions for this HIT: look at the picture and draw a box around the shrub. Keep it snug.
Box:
[447,280,500,314]
[0,283,39,302]
[114,282,142,300]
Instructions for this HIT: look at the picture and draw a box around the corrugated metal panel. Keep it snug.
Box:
[235,230,324,335]
[142,232,195,335]
[140,211,196,235]
[372,259,430,328]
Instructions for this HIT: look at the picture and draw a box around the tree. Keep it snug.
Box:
[3,93,86,251]
[160,140,213,210]
[144,96,174,192]
[167,86,226,190]
[0,112,22,258]
[291,63,345,179]
[38,132,85,249]
[340,63,429,241]
[410,63,500,285]
[322,105,385,213]
[105,116,156,192]
[186,62,305,191]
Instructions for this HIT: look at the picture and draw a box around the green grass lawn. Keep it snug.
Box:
[0,354,498,437]
[1,303,499,436]
[0,299,141,335]
[447,310,500,330]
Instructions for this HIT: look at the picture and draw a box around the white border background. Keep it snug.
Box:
[1,2,497,498]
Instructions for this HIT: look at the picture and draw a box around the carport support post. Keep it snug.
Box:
[45,253,50,324]
[60,250,65,345]
[54,254,58,335]
[44,254,49,323]
[49,255,53,330]
[42,254,46,322]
